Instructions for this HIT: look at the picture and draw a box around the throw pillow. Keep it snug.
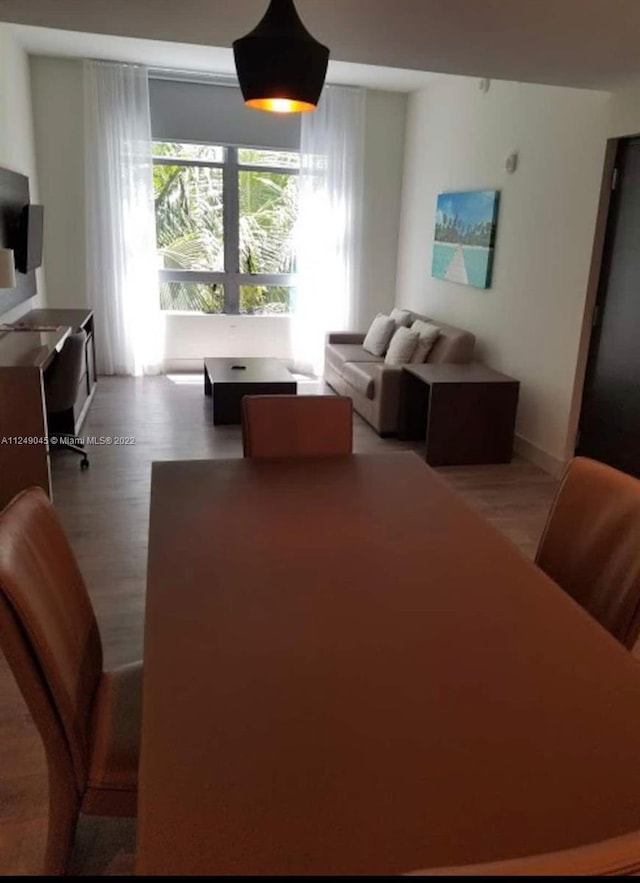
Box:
[410,320,441,363]
[385,326,420,366]
[390,308,413,329]
[362,313,396,357]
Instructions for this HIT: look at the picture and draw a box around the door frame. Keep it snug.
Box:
[565,137,622,460]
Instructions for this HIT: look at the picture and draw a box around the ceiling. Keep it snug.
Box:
[0,0,638,91]
[8,25,439,93]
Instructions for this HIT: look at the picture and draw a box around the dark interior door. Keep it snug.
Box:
[578,137,640,476]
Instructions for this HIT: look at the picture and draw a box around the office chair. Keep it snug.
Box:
[44,329,90,470]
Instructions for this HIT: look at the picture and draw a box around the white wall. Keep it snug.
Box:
[0,26,46,320]
[163,314,294,372]
[608,80,640,138]
[358,90,406,328]
[30,56,86,309]
[29,56,407,369]
[396,77,610,468]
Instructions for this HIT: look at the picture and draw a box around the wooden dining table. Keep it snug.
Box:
[137,452,640,875]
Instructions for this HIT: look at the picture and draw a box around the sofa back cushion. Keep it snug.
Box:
[363,314,396,357]
[385,327,420,366]
[427,322,476,364]
[392,308,476,365]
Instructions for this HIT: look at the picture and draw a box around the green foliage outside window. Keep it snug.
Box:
[153,143,298,315]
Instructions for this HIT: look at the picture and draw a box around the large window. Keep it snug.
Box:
[152,142,299,315]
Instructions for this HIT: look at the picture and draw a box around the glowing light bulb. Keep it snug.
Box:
[246,97,316,114]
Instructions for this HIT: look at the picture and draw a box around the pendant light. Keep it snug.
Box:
[233,0,330,114]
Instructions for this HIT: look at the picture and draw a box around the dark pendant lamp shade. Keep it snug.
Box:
[233,0,330,113]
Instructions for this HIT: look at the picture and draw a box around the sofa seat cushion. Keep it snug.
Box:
[342,361,377,400]
[325,343,383,374]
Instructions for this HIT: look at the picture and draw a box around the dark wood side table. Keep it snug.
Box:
[398,363,520,466]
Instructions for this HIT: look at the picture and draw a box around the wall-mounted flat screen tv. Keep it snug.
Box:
[15,204,44,274]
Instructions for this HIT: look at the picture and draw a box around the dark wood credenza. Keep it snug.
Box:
[0,308,97,509]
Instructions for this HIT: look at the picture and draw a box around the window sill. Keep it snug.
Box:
[162,311,293,318]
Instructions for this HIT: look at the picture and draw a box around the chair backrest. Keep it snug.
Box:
[242,395,353,459]
[536,456,640,648]
[0,488,103,792]
[406,829,640,876]
[45,328,87,414]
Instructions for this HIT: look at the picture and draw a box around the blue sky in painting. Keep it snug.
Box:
[436,190,497,228]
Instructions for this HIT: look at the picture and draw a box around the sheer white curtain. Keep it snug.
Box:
[292,86,365,376]
[84,60,163,376]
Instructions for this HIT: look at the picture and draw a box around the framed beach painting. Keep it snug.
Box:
[432,190,500,289]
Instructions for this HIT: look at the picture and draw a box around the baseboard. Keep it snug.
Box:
[514,435,567,477]
[162,360,200,373]
[163,358,296,374]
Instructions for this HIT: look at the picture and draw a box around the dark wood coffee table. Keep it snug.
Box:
[204,358,297,426]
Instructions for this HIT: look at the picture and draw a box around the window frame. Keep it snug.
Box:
[154,143,299,315]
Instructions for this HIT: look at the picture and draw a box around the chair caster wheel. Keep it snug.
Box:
[80,458,90,471]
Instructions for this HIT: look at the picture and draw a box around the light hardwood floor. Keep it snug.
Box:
[0,375,559,875]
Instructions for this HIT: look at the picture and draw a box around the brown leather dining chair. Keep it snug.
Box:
[406,828,640,876]
[242,394,354,458]
[0,488,141,875]
[536,456,640,649]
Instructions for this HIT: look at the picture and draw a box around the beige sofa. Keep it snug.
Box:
[324,310,476,435]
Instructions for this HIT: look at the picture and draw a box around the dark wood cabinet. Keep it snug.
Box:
[398,363,520,466]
